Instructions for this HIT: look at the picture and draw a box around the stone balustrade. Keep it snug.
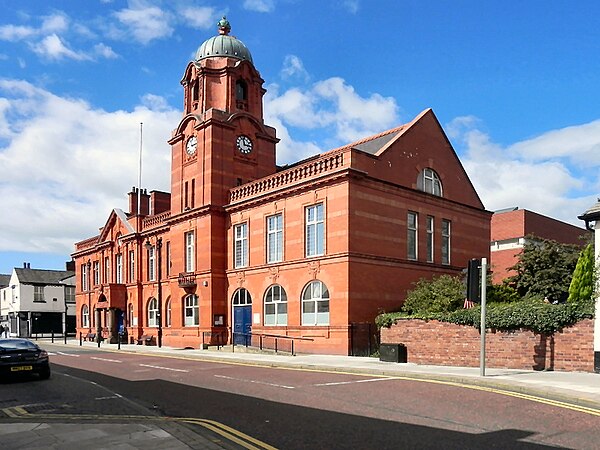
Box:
[230,150,347,203]
[142,211,171,230]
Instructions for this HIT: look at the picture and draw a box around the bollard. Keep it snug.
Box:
[52,331,54,343]
[79,332,82,346]
[118,333,121,350]
[64,330,67,345]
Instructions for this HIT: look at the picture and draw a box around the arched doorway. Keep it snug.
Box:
[232,288,252,345]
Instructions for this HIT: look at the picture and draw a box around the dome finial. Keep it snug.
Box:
[217,16,231,35]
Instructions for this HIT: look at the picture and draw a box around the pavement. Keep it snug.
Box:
[2,338,600,449]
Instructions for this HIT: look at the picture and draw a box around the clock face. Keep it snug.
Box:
[186,136,197,155]
[236,135,253,154]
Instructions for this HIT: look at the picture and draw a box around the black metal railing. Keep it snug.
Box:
[230,331,313,356]
[201,330,228,349]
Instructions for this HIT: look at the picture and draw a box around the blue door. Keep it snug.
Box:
[233,288,252,345]
[117,309,124,334]
[233,305,252,345]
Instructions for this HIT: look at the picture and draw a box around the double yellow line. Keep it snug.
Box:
[2,406,28,418]
[0,406,277,449]
[181,418,277,450]
[388,374,600,417]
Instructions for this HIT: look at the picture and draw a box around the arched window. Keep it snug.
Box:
[264,285,287,326]
[192,80,200,104]
[184,294,199,326]
[128,303,133,327]
[148,297,158,327]
[165,297,171,327]
[82,304,89,328]
[418,168,443,196]
[301,280,329,326]
[236,79,247,101]
[233,288,252,305]
[235,79,248,110]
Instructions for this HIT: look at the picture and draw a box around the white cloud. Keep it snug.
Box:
[312,77,399,142]
[281,55,309,81]
[0,11,114,62]
[0,79,179,253]
[177,6,216,29]
[507,120,600,166]
[113,3,174,44]
[343,0,360,14]
[267,114,323,165]
[266,86,322,129]
[0,24,36,41]
[265,76,399,164]
[40,13,69,34]
[449,115,600,225]
[93,42,119,59]
[0,13,68,42]
[243,0,276,13]
[30,34,90,61]
[140,93,170,111]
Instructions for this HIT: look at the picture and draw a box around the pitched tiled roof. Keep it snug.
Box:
[330,124,408,155]
[15,268,75,286]
[0,274,10,288]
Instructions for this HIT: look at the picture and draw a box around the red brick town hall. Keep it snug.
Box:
[72,18,490,355]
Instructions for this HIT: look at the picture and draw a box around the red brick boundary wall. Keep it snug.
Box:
[380,318,594,372]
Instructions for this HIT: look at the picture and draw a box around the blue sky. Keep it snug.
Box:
[1,0,599,274]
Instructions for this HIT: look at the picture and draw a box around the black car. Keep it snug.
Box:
[0,339,51,380]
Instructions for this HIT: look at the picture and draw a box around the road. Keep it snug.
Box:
[2,343,599,449]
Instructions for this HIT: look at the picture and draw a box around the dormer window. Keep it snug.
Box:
[418,168,443,196]
[236,79,248,110]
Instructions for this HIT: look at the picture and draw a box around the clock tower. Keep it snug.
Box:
[169,16,278,213]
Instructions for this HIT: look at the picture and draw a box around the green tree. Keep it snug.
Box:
[568,243,596,303]
[487,283,520,303]
[401,275,464,314]
[508,235,581,302]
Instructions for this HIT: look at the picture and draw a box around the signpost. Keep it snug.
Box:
[479,258,487,376]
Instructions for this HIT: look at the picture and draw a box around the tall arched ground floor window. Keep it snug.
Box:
[76,277,351,354]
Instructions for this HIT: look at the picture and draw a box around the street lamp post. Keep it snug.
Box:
[64,295,68,344]
[145,237,163,348]
[87,260,92,335]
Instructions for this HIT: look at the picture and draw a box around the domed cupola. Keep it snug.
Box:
[195,16,253,63]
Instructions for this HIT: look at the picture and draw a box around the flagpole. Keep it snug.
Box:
[138,122,143,225]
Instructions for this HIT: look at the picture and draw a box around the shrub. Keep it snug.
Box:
[376,296,594,334]
[401,275,464,315]
[486,283,520,303]
[568,243,596,304]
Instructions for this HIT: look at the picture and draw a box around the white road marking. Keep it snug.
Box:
[90,356,122,363]
[95,395,120,400]
[313,378,394,387]
[214,374,295,389]
[56,351,80,357]
[139,363,189,373]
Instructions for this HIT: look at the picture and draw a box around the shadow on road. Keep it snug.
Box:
[51,364,556,450]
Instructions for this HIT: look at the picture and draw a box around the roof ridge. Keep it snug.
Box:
[329,124,407,153]
[16,267,70,272]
